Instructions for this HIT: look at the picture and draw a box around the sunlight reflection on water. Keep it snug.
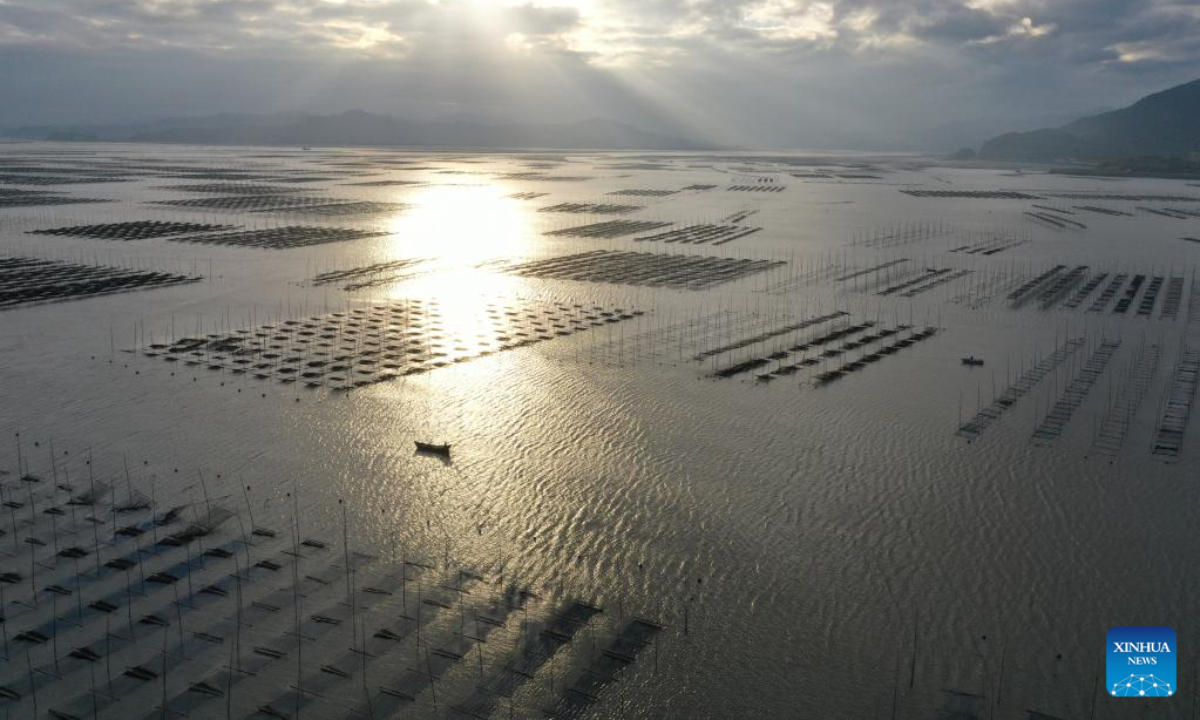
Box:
[384,182,534,266]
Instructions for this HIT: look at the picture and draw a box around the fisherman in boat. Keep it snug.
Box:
[415,441,451,458]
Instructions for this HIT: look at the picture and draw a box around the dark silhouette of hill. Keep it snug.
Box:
[979,78,1200,161]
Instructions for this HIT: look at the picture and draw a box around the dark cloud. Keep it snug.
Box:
[908,5,1011,42]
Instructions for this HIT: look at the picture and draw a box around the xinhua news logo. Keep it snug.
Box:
[1108,626,1176,697]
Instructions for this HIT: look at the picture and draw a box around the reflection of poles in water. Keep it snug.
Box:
[123,548,135,636]
[49,483,59,557]
[0,583,6,660]
[184,524,195,599]
[25,451,36,535]
[2,467,14,552]
[1191,665,1198,720]
[426,638,438,709]
[87,448,101,563]
[416,572,423,645]
[26,650,37,716]
[890,645,901,720]
[232,492,252,574]
[88,655,98,720]
[341,499,355,646]
[241,482,258,558]
[995,641,1006,708]
[196,469,215,560]
[160,618,169,719]
[359,583,374,719]
[27,539,36,601]
[909,608,919,689]
[458,569,466,635]
[149,469,160,547]
[173,566,186,651]
[130,482,145,576]
[475,606,485,679]
[289,486,303,720]
[1088,672,1099,720]
[48,443,61,554]
[50,593,59,675]
[105,613,112,696]
[228,549,242,719]
[653,626,659,674]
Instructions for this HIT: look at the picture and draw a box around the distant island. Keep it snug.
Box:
[976,77,1200,164]
[2,110,707,151]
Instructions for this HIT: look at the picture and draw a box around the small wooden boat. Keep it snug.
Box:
[961,356,985,367]
[415,441,451,458]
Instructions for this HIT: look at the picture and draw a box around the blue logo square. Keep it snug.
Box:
[1107,626,1176,697]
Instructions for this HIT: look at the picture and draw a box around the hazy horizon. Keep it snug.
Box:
[1,0,1199,151]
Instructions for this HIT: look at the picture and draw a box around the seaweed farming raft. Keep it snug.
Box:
[728,184,785,193]
[0,442,667,720]
[1044,192,1200,202]
[812,326,939,386]
[29,221,238,241]
[545,219,671,239]
[544,618,665,718]
[1024,211,1087,230]
[1091,343,1161,459]
[957,338,1087,440]
[311,258,429,290]
[633,223,762,246]
[169,226,389,250]
[157,183,312,195]
[606,189,678,198]
[901,189,1041,199]
[697,311,849,363]
[0,257,198,309]
[493,250,785,290]
[0,190,111,208]
[742,320,880,379]
[150,195,407,216]
[145,299,643,390]
[539,203,641,215]
[1030,339,1121,445]
[149,195,346,212]
[0,173,130,185]
[1151,346,1200,462]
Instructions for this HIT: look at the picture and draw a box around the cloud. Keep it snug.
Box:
[0,0,1197,149]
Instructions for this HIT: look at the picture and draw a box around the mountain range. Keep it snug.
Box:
[979,77,1200,162]
[2,110,705,151]
[11,78,1200,160]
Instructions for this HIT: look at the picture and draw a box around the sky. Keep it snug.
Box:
[0,0,1198,149]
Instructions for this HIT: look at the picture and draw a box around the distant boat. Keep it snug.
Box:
[961,356,985,366]
[415,441,451,458]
